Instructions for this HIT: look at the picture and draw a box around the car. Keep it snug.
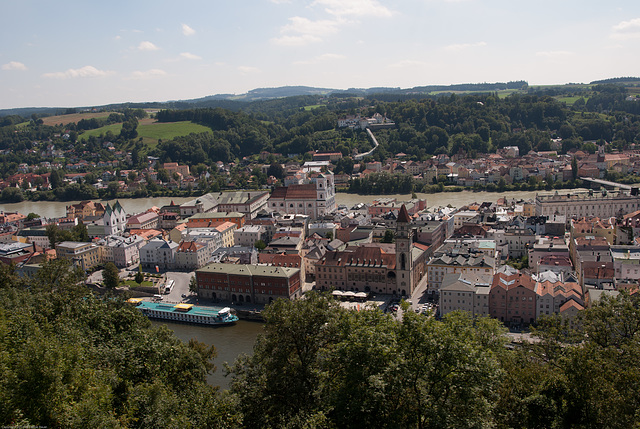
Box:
[181,293,187,298]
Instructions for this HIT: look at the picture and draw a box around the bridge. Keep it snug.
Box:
[580,177,634,191]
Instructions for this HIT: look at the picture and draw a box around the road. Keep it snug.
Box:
[163,271,196,303]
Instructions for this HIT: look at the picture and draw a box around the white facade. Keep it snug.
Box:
[536,190,640,219]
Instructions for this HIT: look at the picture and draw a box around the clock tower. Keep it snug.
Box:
[395,204,413,296]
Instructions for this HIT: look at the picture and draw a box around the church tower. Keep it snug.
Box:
[395,204,413,296]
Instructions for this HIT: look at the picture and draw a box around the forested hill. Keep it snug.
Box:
[149,82,640,167]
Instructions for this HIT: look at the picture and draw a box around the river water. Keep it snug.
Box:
[150,319,264,390]
[0,190,545,219]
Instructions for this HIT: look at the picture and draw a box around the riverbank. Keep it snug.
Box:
[1,189,571,219]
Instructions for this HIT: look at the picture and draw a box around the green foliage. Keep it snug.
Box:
[228,292,508,428]
[254,240,266,251]
[0,260,239,428]
[134,270,144,284]
[382,229,395,243]
[102,262,120,289]
[0,187,24,202]
[189,275,198,294]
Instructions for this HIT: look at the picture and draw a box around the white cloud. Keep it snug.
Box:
[272,16,340,46]
[443,41,487,51]
[130,69,167,79]
[388,59,426,68]
[270,0,291,3]
[114,35,122,41]
[237,66,260,74]
[312,0,393,17]
[536,50,574,58]
[179,52,202,60]
[138,41,159,51]
[283,16,341,36]
[182,23,196,36]
[294,53,346,65]
[611,18,640,40]
[42,65,112,79]
[271,34,323,46]
[2,61,27,71]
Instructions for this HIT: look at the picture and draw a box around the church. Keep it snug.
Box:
[315,205,428,296]
[103,201,127,236]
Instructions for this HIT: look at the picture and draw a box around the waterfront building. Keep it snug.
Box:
[195,263,302,304]
[126,211,159,230]
[535,190,640,219]
[180,193,219,217]
[66,200,105,220]
[217,191,270,220]
[268,171,336,219]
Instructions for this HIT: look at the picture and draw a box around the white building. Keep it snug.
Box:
[103,201,127,236]
[268,171,336,219]
[535,190,640,219]
[140,239,179,270]
[233,225,265,247]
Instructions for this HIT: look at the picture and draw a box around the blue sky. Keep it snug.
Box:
[1,0,640,109]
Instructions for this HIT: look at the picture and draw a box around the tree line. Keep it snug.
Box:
[1,262,639,428]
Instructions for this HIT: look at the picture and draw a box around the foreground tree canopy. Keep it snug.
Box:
[1,261,639,428]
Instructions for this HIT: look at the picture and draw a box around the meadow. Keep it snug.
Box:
[79,119,212,146]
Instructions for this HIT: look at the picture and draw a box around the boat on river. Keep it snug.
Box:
[128,299,238,326]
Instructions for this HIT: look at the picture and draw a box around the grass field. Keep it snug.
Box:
[303,104,324,110]
[79,120,212,146]
[41,112,111,126]
[555,96,586,105]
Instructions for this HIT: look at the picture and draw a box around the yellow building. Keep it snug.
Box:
[56,241,101,271]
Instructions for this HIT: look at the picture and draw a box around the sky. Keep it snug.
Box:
[1,0,640,109]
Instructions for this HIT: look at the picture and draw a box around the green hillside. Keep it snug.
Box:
[79,120,212,146]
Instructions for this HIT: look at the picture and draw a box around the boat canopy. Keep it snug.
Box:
[174,303,194,311]
[219,307,231,314]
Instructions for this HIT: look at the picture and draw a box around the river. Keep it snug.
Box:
[0,190,547,219]
[150,319,264,390]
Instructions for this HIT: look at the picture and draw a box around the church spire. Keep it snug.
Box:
[397,204,411,223]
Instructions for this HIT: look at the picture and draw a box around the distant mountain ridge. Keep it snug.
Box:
[1,78,634,118]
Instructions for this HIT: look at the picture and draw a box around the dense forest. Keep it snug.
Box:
[1,261,639,428]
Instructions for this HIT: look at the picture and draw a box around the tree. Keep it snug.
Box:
[267,163,284,180]
[189,275,198,294]
[26,212,40,220]
[382,229,395,243]
[102,262,120,289]
[325,231,333,240]
[572,156,578,180]
[0,187,24,203]
[254,240,266,251]
[135,266,144,284]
